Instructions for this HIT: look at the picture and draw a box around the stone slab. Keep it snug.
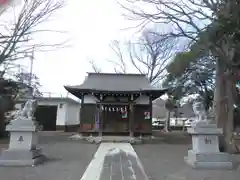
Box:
[0,148,42,160]
[6,126,37,132]
[184,156,235,170]
[83,136,143,144]
[0,155,45,166]
[192,123,217,128]
[6,118,37,132]
[187,127,223,135]
[184,150,236,170]
[187,150,232,162]
[0,148,45,166]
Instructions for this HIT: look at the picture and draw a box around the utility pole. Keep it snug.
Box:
[29,47,34,87]
[28,47,34,97]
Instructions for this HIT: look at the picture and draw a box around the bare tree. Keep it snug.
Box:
[0,0,66,75]
[120,0,240,152]
[88,58,102,73]
[0,0,66,137]
[87,41,127,74]
[128,30,176,85]
[108,40,127,73]
[120,0,215,40]
[109,29,177,85]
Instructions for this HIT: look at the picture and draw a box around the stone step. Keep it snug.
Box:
[84,136,143,144]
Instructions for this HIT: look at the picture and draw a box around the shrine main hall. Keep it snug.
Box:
[64,73,168,136]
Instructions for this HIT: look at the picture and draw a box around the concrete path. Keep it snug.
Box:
[80,143,148,180]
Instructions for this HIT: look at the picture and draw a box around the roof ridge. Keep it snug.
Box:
[87,72,147,76]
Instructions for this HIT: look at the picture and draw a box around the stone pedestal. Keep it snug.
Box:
[0,117,45,166]
[184,123,236,169]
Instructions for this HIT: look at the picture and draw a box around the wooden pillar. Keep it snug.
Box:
[79,94,84,132]
[129,102,134,137]
[98,104,103,136]
[149,95,153,133]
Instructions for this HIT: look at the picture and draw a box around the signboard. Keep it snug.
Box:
[122,110,127,119]
[144,112,150,120]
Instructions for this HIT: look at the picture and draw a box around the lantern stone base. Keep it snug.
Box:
[184,150,235,170]
[184,123,238,170]
[0,148,45,166]
[0,117,45,166]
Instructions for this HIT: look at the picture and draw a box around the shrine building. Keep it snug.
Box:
[64,73,168,136]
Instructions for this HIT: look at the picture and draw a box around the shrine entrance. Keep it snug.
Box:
[102,104,129,133]
[94,103,130,134]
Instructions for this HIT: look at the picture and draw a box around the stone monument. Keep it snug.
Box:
[184,98,236,169]
[0,99,45,166]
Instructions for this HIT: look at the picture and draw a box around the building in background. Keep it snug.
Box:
[16,94,81,132]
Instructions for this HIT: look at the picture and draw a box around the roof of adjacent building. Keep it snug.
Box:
[178,103,195,118]
[37,97,80,104]
[17,97,80,105]
[64,73,168,99]
[152,98,174,118]
[152,98,195,119]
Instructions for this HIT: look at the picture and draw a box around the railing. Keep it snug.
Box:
[40,92,80,102]
[41,92,69,98]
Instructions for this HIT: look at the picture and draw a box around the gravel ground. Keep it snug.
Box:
[133,144,240,180]
[0,132,98,180]
[1,132,240,180]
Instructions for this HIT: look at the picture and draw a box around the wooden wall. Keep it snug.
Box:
[80,99,152,134]
[80,104,96,131]
[134,104,152,133]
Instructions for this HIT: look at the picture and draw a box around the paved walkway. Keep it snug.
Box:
[80,143,148,180]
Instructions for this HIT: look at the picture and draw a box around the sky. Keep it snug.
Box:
[6,0,139,98]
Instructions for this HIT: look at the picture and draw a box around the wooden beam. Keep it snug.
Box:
[149,95,153,134]
[92,93,106,102]
[129,103,134,137]
[98,104,103,136]
[113,95,121,102]
[128,93,140,102]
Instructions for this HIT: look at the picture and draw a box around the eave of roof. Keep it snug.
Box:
[64,72,171,100]
[64,86,169,100]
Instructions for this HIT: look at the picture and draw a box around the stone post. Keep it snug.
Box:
[0,100,45,166]
[184,122,237,169]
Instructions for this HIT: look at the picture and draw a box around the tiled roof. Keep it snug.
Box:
[65,73,160,92]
